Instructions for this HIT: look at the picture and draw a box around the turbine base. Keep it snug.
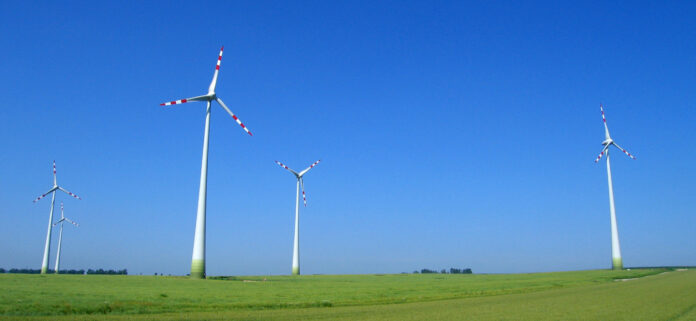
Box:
[612,257,623,270]
[190,259,206,279]
[292,266,300,276]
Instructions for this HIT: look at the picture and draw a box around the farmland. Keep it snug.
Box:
[1,268,694,320]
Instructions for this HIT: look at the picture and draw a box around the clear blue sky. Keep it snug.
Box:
[1,1,694,276]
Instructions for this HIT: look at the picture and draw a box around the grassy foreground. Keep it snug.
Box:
[1,269,694,320]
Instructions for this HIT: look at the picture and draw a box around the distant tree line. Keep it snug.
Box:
[448,268,472,274]
[0,268,127,275]
[1,268,42,274]
[412,268,472,274]
[87,268,128,275]
[61,269,87,274]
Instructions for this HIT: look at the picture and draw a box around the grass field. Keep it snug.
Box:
[1,268,694,320]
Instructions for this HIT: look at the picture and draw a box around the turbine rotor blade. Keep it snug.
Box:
[53,219,64,227]
[58,187,81,200]
[594,145,610,163]
[215,97,253,136]
[300,178,307,207]
[53,160,57,186]
[160,95,209,106]
[611,142,636,160]
[298,160,321,176]
[600,104,611,139]
[275,161,299,176]
[33,187,58,203]
[208,46,224,93]
[65,218,79,227]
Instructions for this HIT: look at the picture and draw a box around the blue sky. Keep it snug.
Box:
[0,1,694,276]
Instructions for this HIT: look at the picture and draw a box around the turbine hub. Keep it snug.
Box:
[602,138,613,146]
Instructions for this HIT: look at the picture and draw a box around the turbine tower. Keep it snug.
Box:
[160,46,253,279]
[33,161,81,274]
[594,104,636,270]
[275,160,321,275]
[53,202,79,274]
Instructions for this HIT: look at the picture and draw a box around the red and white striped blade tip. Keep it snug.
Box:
[301,181,307,206]
[275,161,289,169]
[228,113,252,136]
[33,193,49,203]
[213,97,254,136]
[594,151,605,163]
[612,142,636,160]
[215,46,224,70]
[61,188,81,200]
[160,99,190,106]
[620,149,636,159]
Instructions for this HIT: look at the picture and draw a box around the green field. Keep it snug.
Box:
[1,269,694,320]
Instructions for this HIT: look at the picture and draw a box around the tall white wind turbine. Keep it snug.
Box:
[33,161,81,274]
[594,104,636,270]
[53,202,79,274]
[275,160,321,275]
[160,46,253,279]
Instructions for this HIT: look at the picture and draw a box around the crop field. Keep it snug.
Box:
[1,268,694,320]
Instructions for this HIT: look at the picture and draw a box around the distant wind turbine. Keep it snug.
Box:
[160,46,253,279]
[594,104,636,270]
[275,160,321,275]
[53,202,78,274]
[33,161,81,274]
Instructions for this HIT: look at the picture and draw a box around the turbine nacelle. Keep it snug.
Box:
[602,138,613,146]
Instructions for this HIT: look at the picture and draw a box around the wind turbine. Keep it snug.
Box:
[160,46,253,279]
[33,161,81,274]
[53,202,78,274]
[275,160,321,275]
[594,104,636,270]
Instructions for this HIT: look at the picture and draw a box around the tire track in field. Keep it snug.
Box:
[665,302,696,321]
